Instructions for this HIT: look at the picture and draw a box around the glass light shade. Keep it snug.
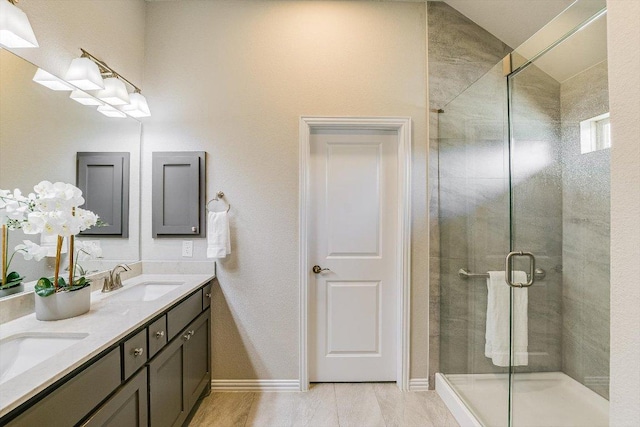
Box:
[97,104,126,118]
[0,0,39,48]
[120,92,151,117]
[70,89,103,106]
[65,57,104,91]
[32,68,73,91]
[96,77,129,106]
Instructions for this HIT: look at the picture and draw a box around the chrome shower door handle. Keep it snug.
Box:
[505,251,536,288]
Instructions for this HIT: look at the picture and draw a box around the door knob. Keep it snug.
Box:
[312,265,331,274]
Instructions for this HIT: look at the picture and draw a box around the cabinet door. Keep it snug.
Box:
[77,152,130,237]
[152,151,205,237]
[185,311,211,410]
[82,368,148,427]
[148,334,188,427]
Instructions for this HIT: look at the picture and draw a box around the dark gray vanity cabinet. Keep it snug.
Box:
[0,281,213,427]
[149,311,210,427]
[81,368,148,427]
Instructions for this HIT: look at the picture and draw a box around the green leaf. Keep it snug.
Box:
[35,277,56,297]
[58,277,67,289]
[68,276,90,292]
[6,271,21,282]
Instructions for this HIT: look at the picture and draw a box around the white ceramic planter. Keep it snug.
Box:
[35,285,91,321]
[0,283,24,298]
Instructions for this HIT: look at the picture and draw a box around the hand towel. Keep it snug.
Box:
[485,271,528,367]
[207,211,231,259]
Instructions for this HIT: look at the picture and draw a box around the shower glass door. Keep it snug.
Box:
[507,4,610,426]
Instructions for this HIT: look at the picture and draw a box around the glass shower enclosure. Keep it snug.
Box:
[437,1,610,425]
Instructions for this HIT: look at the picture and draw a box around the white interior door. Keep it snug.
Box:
[309,127,398,382]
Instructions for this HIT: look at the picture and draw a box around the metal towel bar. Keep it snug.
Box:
[458,268,546,281]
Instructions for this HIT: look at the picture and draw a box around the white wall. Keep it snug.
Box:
[8,0,146,87]
[143,0,429,381]
[607,0,640,423]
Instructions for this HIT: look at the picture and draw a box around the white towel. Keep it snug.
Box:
[206,211,231,259]
[485,271,528,367]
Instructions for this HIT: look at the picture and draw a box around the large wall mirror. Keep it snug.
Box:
[0,49,141,297]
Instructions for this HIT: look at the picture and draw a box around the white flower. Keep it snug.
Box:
[75,240,103,261]
[75,208,98,231]
[15,240,49,262]
[0,188,31,227]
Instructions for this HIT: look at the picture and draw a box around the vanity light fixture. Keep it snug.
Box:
[119,91,151,118]
[95,77,129,106]
[32,68,74,91]
[97,104,126,118]
[71,48,150,117]
[69,89,104,106]
[0,0,38,48]
[65,57,105,91]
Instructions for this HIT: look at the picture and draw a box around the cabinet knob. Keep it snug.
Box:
[183,333,191,341]
[132,348,144,357]
[155,330,165,339]
[188,330,195,336]
[205,293,211,298]
[191,226,198,233]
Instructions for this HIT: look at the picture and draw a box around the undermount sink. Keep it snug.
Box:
[105,281,184,302]
[0,333,89,384]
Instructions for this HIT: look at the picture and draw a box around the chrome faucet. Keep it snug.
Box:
[102,263,131,293]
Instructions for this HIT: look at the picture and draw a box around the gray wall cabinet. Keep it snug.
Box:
[77,152,130,237]
[1,282,212,427]
[152,152,205,238]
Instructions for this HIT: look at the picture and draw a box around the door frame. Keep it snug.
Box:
[298,116,412,391]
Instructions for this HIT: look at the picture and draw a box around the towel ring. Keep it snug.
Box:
[206,191,230,213]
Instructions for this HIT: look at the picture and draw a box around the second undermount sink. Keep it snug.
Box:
[0,333,89,384]
[105,281,184,302]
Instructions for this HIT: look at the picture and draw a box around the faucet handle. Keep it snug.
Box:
[101,276,112,293]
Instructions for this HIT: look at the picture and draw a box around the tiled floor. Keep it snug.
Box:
[188,383,460,427]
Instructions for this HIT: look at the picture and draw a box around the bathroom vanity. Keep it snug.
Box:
[0,274,214,427]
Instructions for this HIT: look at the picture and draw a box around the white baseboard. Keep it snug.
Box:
[408,378,430,391]
[211,379,300,392]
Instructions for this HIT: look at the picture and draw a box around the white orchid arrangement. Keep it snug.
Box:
[0,182,102,296]
[0,189,35,289]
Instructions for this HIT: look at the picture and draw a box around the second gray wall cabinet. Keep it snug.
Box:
[152,151,206,238]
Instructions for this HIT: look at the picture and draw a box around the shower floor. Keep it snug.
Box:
[437,372,609,427]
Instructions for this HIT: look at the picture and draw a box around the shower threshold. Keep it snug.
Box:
[436,372,609,427]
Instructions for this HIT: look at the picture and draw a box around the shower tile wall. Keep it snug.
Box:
[427,0,511,382]
[560,60,610,399]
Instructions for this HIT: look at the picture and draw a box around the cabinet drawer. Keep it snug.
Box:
[148,315,168,358]
[167,291,202,340]
[123,329,147,380]
[7,348,121,427]
[202,282,212,310]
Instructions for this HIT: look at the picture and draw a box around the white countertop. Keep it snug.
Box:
[0,273,214,418]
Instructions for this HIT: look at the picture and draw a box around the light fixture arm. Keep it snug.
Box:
[80,48,142,94]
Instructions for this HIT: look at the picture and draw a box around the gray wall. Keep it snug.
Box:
[560,60,610,399]
[431,1,567,376]
[427,1,511,383]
